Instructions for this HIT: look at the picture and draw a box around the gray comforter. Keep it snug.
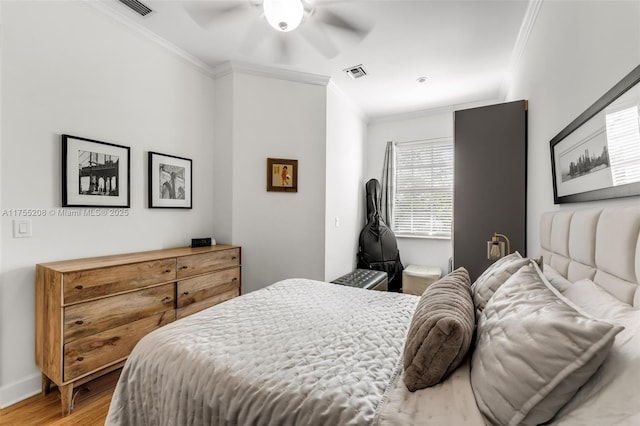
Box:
[106,279,419,425]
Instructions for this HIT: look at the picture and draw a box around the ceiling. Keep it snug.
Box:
[96,0,532,119]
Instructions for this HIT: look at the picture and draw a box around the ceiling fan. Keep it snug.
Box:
[183,0,372,62]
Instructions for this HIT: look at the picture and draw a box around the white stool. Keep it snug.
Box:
[403,265,442,295]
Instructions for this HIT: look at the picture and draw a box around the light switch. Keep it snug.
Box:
[13,219,32,238]
[335,217,340,228]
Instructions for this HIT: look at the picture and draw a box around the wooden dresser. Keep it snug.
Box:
[35,244,241,416]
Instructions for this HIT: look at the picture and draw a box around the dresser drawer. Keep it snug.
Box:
[177,268,240,319]
[64,284,174,343]
[176,248,239,279]
[63,259,176,304]
[63,311,174,381]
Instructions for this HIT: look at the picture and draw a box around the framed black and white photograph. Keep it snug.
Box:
[550,64,640,204]
[62,134,130,207]
[148,151,192,209]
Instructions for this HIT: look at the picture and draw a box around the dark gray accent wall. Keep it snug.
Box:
[453,100,527,281]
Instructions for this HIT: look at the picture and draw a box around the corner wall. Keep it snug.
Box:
[0,1,216,406]
[506,0,640,255]
[325,83,367,281]
[213,72,234,245]
[213,68,328,293]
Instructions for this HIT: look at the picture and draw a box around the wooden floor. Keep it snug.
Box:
[0,370,120,426]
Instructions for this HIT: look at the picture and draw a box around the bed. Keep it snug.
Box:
[106,206,640,425]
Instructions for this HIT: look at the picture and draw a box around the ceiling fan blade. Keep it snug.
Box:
[275,34,292,64]
[183,1,249,30]
[238,15,270,55]
[315,9,372,38]
[240,25,292,63]
[298,21,339,59]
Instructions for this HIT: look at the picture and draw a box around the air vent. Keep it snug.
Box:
[119,0,153,17]
[343,65,367,80]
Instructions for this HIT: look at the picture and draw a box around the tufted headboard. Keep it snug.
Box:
[540,207,640,307]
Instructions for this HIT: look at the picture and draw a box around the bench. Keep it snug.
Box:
[331,269,388,291]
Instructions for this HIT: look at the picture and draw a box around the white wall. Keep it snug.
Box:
[0,0,4,408]
[365,110,455,274]
[213,69,328,294]
[506,0,640,256]
[324,83,367,281]
[213,73,234,245]
[0,1,216,406]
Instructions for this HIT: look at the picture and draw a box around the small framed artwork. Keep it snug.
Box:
[62,134,130,207]
[267,158,298,192]
[148,152,192,209]
[550,64,640,204]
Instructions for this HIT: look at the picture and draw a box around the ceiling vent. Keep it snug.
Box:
[344,65,367,80]
[119,0,153,17]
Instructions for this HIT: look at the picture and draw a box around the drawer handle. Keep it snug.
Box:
[75,320,84,325]
[76,356,84,362]
[164,269,171,273]
[162,296,172,303]
[232,256,237,260]
[75,285,83,290]
[180,266,189,270]
[182,291,189,296]
[232,277,238,281]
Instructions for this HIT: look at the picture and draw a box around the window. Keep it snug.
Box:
[392,138,453,239]
[605,105,640,186]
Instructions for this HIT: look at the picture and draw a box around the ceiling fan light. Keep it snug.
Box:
[263,0,304,32]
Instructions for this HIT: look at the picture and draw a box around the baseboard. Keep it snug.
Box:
[0,373,41,408]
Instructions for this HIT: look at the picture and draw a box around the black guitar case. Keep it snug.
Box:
[357,179,404,291]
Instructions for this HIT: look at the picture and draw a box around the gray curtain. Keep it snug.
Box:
[381,141,395,227]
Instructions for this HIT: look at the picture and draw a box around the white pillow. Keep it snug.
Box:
[543,265,572,293]
[562,278,630,318]
[471,262,624,426]
[550,279,640,425]
[470,252,530,318]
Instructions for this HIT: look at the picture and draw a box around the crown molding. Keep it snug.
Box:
[213,61,330,87]
[499,0,544,100]
[85,0,216,78]
[512,0,544,66]
[369,98,500,124]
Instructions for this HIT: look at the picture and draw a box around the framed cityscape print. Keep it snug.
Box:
[148,151,192,209]
[62,134,130,207]
[550,64,640,204]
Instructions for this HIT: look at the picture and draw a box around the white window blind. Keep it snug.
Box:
[393,138,453,238]
[605,105,640,186]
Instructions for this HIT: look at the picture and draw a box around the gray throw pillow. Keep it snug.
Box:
[471,262,624,426]
[403,267,474,391]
